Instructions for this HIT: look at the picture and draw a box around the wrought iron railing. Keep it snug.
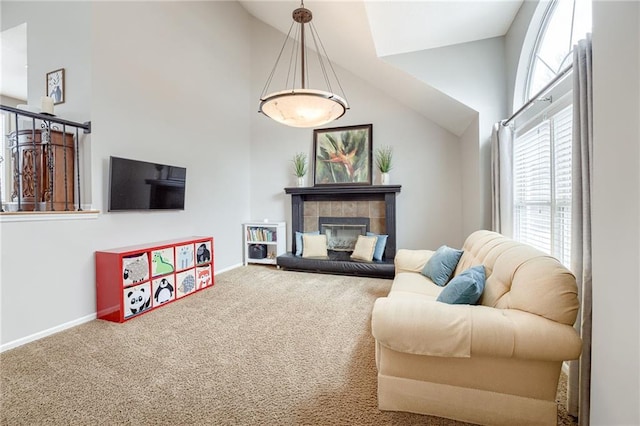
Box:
[0,105,91,212]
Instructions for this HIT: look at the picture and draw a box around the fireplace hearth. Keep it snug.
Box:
[277,185,401,278]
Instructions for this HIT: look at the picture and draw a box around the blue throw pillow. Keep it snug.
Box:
[421,245,463,286]
[295,231,319,256]
[366,232,388,261]
[436,265,486,305]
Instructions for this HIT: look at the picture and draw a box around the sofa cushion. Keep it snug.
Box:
[421,245,463,286]
[302,234,328,257]
[437,265,485,305]
[389,272,443,300]
[366,232,388,261]
[394,249,435,274]
[295,231,319,256]
[351,235,378,261]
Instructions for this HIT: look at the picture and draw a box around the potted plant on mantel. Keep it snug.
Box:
[375,145,393,185]
[292,152,308,187]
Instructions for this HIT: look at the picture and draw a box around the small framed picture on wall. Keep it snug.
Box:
[46,68,65,104]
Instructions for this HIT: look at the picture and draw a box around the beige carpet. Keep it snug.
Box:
[1,266,577,425]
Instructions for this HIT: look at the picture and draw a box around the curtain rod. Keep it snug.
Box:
[503,64,573,126]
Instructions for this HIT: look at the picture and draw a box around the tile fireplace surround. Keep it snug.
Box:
[277,185,401,278]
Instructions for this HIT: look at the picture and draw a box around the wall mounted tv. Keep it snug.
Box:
[108,156,186,211]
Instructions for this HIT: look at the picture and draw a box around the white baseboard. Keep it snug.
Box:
[1,263,244,353]
[215,263,243,275]
[1,313,97,353]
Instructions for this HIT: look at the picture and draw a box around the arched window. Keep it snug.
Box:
[525,0,592,100]
[510,0,591,268]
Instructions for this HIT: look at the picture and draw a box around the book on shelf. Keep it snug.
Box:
[246,227,277,242]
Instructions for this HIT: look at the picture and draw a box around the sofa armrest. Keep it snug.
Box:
[371,297,472,357]
[372,298,583,362]
[469,305,582,361]
[500,309,583,360]
[394,249,435,275]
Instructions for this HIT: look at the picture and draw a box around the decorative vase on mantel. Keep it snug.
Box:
[292,152,308,188]
[375,145,393,186]
[381,172,390,185]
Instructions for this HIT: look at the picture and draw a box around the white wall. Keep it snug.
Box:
[0,1,252,348]
[9,3,91,125]
[382,37,508,236]
[505,0,543,113]
[459,113,480,238]
[0,95,25,107]
[248,17,464,250]
[591,1,640,424]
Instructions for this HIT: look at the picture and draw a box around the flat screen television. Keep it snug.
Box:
[108,156,186,211]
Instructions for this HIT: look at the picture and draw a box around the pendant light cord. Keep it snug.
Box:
[260,21,296,99]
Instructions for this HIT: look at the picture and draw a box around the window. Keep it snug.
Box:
[513,105,572,267]
[512,0,591,269]
[526,0,592,100]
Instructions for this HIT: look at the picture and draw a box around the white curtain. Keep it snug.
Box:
[490,121,513,236]
[567,34,592,425]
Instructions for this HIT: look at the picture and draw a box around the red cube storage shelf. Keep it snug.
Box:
[96,236,214,323]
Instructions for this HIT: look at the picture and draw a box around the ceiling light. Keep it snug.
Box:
[259,2,349,128]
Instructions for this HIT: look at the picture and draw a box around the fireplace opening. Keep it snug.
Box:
[319,217,370,251]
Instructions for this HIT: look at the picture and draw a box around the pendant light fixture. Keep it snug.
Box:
[259,2,349,128]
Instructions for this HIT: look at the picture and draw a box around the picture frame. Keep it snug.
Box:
[46,68,65,105]
[313,124,372,186]
[167,166,186,181]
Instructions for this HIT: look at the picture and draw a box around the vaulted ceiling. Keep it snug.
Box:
[1,1,523,136]
[240,0,523,135]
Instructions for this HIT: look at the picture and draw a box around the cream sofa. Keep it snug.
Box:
[371,230,582,425]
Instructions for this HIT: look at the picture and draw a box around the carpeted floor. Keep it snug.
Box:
[1,266,577,425]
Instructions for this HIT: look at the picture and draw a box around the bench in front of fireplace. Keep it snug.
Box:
[276,251,394,278]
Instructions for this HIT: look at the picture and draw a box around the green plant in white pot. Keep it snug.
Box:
[374,145,393,184]
[292,152,308,187]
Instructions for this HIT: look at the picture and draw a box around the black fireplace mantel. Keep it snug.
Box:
[284,184,401,261]
[285,185,401,197]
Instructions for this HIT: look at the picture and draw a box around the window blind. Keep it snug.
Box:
[553,106,573,267]
[513,104,573,268]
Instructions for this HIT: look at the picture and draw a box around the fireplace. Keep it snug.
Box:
[319,217,370,251]
[277,185,401,278]
[287,185,400,259]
